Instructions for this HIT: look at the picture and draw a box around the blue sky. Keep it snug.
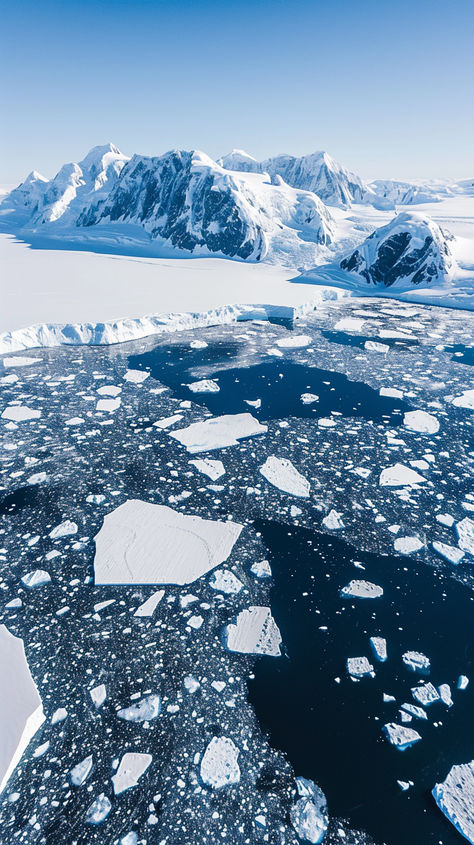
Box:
[1,0,473,184]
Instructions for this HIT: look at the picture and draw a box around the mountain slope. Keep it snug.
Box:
[261,151,367,208]
[217,150,262,173]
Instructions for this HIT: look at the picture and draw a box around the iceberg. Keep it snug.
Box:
[340,579,383,599]
[224,606,282,656]
[112,752,152,795]
[432,761,474,844]
[382,722,422,751]
[290,777,328,844]
[260,456,310,497]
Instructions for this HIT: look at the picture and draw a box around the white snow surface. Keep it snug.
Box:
[94,499,242,585]
[0,625,45,793]
[224,606,282,657]
[432,761,474,844]
[259,456,310,497]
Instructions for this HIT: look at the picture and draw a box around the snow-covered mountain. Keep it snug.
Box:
[217,149,262,173]
[261,151,367,208]
[339,211,455,288]
[367,179,450,210]
[80,149,335,264]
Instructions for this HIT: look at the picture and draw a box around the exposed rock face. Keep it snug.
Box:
[340,212,455,288]
[261,150,366,208]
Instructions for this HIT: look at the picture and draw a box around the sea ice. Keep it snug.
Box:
[347,657,375,679]
[224,606,282,657]
[49,519,78,539]
[432,541,465,565]
[189,458,226,480]
[456,518,474,555]
[260,456,310,497]
[290,777,328,844]
[276,334,311,348]
[84,793,112,825]
[340,580,383,599]
[70,755,93,786]
[439,684,454,707]
[169,413,267,453]
[382,723,422,751]
[411,682,440,706]
[401,703,428,720]
[112,752,152,795]
[379,463,426,487]
[432,761,474,843]
[402,651,431,673]
[0,625,45,793]
[209,569,243,594]
[370,636,387,662]
[458,675,469,690]
[200,737,240,789]
[403,410,440,434]
[322,509,344,530]
[451,389,474,410]
[117,694,161,723]
[380,387,404,399]
[394,536,424,554]
[250,559,272,578]
[134,590,165,617]
[334,317,365,332]
[94,500,242,585]
[21,569,51,589]
[187,379,220,393]
[123,369,149,384]
[1,405,41,421]
[96,397,121,412]
[90,684,107,708]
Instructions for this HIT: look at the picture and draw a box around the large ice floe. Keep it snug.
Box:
[94,500,242,584]
[169,413,267,453]
[0,625,45,793]
[200,737,241,789]
[111,752,152,795]
[382,723,422,751]
[224,606,282,656]
[290,777,329,844]
[259,456,311,497]
[432,761,474,843]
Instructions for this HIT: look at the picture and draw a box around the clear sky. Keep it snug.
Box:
[1,0,473,185]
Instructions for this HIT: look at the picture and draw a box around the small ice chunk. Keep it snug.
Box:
[340,580,383,599]
[394,536,423,554]
[244,398,261,409]
[189,458,225,480]
[21,570,51,589]
[209,569,243,594]
[170,413,267,453]
[123,369,149,384]
[97,385,121,397]
[380,387,404,399]
[49,520,78,539]
[370,637,387,662]
[379,464,426,487]
[260,456,310,498]
[85,793,112,825]
[187,379,220,393]
[224,606,282,657]
[117,694,161,723]
[190,339,208,349]
[436,513,455,528]
[347,657,375,679]
[134,590,165,617]
[403,410,439,434]
[402,651,430,673]
[458,675,469,690]
[432,760,474,843]
[2,405,41,422]
[439,684,454,707]
[382,723,422,750]
[250,559,272,579]
[365,340,389,353]
[401,703,428,720]
[276,334,311,348]
[90,685,107,708]
[112,752,152,795]
[183,675,200,694]
[290,777,328,844]
[200,737,240,789]
[70,755,93,786]
[383,693,396,703]
[154,414,183,429]
[322,509,344,530]
[411,682,440,706]
[301,393,319,405]
[335,317,365,332]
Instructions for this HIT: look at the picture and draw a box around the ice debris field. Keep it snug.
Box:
[0,296,473,845]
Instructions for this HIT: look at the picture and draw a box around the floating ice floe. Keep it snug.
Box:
[96,385,121,397]
[456,518,474,556]
[169,413,267,453]
[260,456,310,498]
[411,682,440,706]
[1,405,41,421]
[370,637,387,662]
[334,317,365,332]
[290,777,328,844]
[401,703,427,720]
[187,379,220,393]
[94,500,242,585]
[365,340,389,353]
[458,675,469,691]
[117,694,161,723]
[379,463,426,487]
[90,685,107,708]
[439,684,454,707]
[209,569,243,594]
[340,580,383,599]
[70,755,93,786]
[134,590,165,617]
[403,410,439,434]
[189,458,226,480]
[21,569,51,589]
[382,723,422,751]
[85,793,112,825]
[251,559,272,579]
[432,541,465,565]
[123,369,149,384]
[112,752,152,795]
[403,651,430,673]
[0,625,45,793]
[96,397,121,412]
[301,393,319,405]
[154,414,183,429]
[224,606,282,657]
[200,737,240,789]
[244,398,261,408]
[276,334,311,348]
[322,509,344,530]
[347,657,375,679]
[2,356,41,368]
[432,760,474,844]
[49,519,78,539]
[451,389,474,410]
[380,387,404,399]
[394,536,424,554]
